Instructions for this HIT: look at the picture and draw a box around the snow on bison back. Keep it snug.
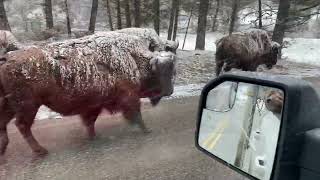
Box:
[215,29,280,76]
[0,32,177,157]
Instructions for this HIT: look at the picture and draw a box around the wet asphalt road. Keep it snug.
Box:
[0,97,248,180]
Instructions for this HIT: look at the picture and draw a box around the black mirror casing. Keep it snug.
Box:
[195,72,320,180]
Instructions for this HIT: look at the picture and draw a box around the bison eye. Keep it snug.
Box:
[149,44,155,52]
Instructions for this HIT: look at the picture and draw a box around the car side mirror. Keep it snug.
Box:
[195,72,320,180]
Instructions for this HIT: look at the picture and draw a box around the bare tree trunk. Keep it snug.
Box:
[183,8,193,50]
[0,0,10,31]
[167,0,175,40]
[116,0,122,29]
[20,9,28,32]
[153,0,160,35]
[212,0,220,32]
[125,0,132,28]
[65,0,72,36]
[258,0,262,29]
[89,0,99,32]
[172,0,180,41]
[106,0,114,31]
[167,0,178,40]
[229,0,239,35]
[44,0,54,29]
[272,0,290,45]
[195,0,209,50]
[133,0,141,27]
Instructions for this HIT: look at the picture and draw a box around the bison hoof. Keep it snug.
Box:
[33,147,49,156]
[87,134,97,141]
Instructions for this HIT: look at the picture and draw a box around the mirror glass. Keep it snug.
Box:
[206,81,238,112]
[198,81,284,180]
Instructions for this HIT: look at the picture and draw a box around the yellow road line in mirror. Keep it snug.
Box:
[202,119,225,147]
[245,91,255,97]
[208,119,229,150]
[202,118,229,150]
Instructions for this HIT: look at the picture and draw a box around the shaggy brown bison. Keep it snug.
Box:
[265,90,284,114]
[0,32,177,156]
[215,29,280,76]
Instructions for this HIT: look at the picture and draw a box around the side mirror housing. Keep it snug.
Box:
[195,72,320,180]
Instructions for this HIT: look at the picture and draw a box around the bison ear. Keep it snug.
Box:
[150,57,158,72]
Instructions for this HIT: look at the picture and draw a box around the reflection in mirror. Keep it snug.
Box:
[206,81,238,112]
[198,82,283,180]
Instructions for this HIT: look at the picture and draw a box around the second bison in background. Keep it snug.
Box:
[215,29,280,76]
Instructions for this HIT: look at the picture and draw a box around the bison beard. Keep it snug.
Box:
[0,32,177,156]
[215,29,280,76]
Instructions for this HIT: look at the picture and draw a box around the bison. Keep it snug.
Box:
[0,32,177,156]
[215,29,280,76]
[265,90,284,114]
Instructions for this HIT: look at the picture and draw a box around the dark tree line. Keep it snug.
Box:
[0,0,10,30]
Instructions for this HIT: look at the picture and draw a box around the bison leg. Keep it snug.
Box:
[80,109,101,139]
[215,60,224,77]
[0,123,10,155]
[123,110,151,134]
[15,107,48,156]
[0,102,15,155]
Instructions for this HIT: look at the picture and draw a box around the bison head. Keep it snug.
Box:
[164,40,179,54]
[153,39,179,54]
[263,42,281,69]
[148,51,176,106]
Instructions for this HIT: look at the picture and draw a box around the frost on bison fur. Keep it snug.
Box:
[114,28,179,53]
[0,33,177,156]
[0,30,21,56]
[215,29,280,76]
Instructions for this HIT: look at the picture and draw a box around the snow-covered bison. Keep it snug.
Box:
[0,32,177,156]
[215,29,280,76]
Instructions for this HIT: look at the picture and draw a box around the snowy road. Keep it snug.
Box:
[0,97,248,180]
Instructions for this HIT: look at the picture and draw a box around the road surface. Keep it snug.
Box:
[0,97,247,180]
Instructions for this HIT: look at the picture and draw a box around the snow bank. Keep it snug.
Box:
[282,38,320,66]
[159,32,225,51]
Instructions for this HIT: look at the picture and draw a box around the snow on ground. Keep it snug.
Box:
[282,38,320,66]
[159,32,225,51]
